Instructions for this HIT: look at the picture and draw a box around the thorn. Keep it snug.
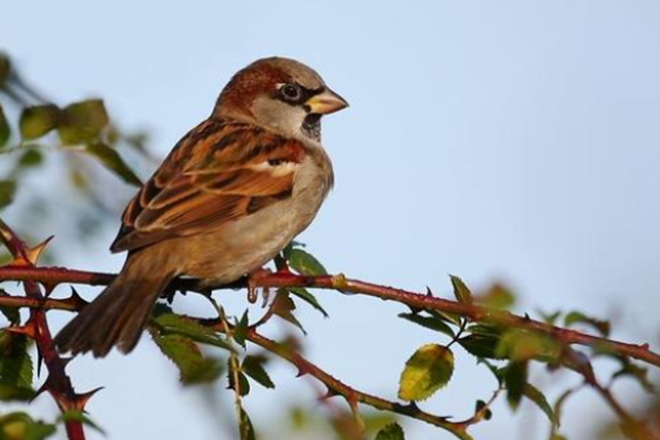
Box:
[25,236,54,265]
[426,286,434,297]
[29,381,50,403]
[41,282,59,297]
[73,387,104,411]
[320,387,339,401]
[407,401,421,412]
[67,287,89,308]
[59,356,74,369]
[37,349,44,377]
[6,322,38,339]
[295,363,313,377]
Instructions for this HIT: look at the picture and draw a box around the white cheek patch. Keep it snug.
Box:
[251,160,298,177]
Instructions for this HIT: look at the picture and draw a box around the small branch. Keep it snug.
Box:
[235,326,472,440]
[0,219,86,440]
[1,266,659,368]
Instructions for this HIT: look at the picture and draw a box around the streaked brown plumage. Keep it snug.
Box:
[55,57,348,357]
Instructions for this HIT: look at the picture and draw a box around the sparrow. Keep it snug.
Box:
[55,57,348,357]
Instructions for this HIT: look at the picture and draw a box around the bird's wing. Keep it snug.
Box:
[110,119,306,253]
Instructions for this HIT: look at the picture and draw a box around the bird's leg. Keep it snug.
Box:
[247,267,272,304]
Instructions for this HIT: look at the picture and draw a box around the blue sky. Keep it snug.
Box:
[3,1,660,439]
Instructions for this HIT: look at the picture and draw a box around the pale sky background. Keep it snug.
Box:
[2,1,660,439]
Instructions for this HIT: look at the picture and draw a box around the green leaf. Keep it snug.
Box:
[0,412,56,440]
[450,275,472,304]
[238,407,256,440]
[85,142,142,186]
[475,399,493,421]
[0,331,34,391]
[496,329,562,362]
[232,311,249,348]
[152,334,222,384]
[288,287,328,317]
[375,422,405,440]
[0,105,10,147]
[242,355,275,389]
[288,248,327,276]
[476,283,516,309]
[504,361,528,410]
[398,344,454,401]
[0,180,16,210]
[612,360,655,393]
[17,149,44,169]
[58,99,109,144]
[152,312,234,352]
[272,290,306,334]
[523,383,555,423]
[564,311,610,337]
[19,105,60,140]
[58,410,105,435]
[459,334,503,359]
[398,312,455,338]
[228,359,251,396]
[0,292,20,324]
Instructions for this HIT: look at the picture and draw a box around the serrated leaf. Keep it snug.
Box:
[450,275,472,304]
[152,333,222,384]
[85,142,141,186]
[0,331,34,391]
[0,180,16,210]
[398,344,454,401]
[58,99,108,144]
[19,105,60,140]
[238,407,256,440]
[398,312,455,338]
[505,361,528,410]
[272,290,306,334]
[152,312,234,352]
[375,422,405,440]
[564,311,610,337]
[232,311,249,348]
[242,355,275,389]
[0,300,20,324]
[523,383,555,423]
[459,334,503,359]
[0,105,10,147]
[288,287,328,317]
[228,359,251,396]
[0,412,56,440]
[288,248,327,276]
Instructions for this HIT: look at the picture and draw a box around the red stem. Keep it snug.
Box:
[0,220,86,440]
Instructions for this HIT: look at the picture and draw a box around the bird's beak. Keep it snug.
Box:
[306,88,349,115]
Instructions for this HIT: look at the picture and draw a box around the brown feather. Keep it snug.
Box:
[110,118,306,253]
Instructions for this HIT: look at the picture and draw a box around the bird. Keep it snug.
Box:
[55,57,348,357]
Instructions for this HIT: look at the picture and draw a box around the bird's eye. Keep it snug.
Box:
[280,83,301,101]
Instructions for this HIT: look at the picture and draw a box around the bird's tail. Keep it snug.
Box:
[55,250,175,357]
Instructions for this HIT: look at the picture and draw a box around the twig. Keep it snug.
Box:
[0,219,87,440]
[1,266,659,368]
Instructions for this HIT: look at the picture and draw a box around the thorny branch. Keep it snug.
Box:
[0,219,88,440]
[1,224,659,439]
[0,265,658,368]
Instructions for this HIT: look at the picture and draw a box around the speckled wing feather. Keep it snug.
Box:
[110,118,306,253]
